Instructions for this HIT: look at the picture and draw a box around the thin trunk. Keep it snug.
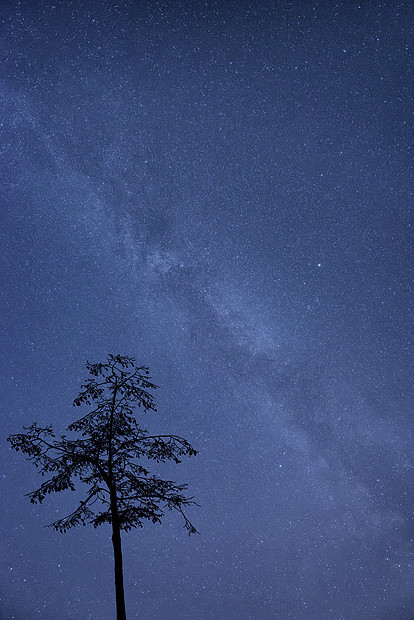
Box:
[108,380,126,619]
[111,490,127,620]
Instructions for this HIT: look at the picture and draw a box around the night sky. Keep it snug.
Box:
[1,1,413,618]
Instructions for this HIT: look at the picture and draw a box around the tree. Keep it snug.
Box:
[7,354,198,620]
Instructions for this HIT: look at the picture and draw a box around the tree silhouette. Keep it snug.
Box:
[7,354,198,620]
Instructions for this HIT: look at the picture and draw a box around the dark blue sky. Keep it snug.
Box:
[1,1,413,618]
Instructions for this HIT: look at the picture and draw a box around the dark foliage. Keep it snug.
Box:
[7,354,198,535]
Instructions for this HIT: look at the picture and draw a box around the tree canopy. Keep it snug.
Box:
[8,354,198,535]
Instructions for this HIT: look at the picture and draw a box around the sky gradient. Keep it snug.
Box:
[1,1,413,618]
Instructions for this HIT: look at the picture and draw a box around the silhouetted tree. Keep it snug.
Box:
[7,354,198,620]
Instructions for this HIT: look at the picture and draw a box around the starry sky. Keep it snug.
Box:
[1,1,413,618]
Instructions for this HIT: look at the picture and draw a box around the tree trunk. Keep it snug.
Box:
[108,382,126,619]
[111,495,127,620]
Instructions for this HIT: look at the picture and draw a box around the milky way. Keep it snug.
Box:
[2,1,413,618]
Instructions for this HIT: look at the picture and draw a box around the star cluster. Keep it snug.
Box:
[1,1,412,618]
